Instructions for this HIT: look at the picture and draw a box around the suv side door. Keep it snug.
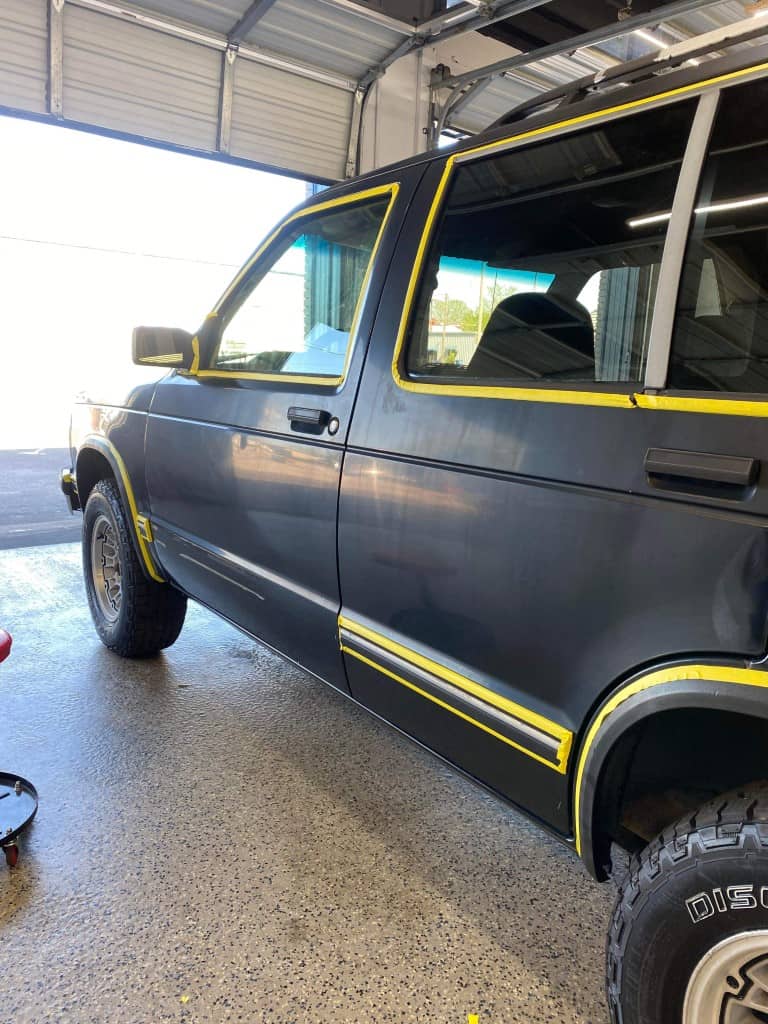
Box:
[338,72,768,835]
[144,172,419,691]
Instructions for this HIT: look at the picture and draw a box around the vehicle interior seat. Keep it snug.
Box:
[466,292,596,380]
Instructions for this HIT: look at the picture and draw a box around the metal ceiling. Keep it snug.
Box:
[443,0,759,133]
[0,0,765,182]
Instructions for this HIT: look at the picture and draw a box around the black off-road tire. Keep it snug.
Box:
[83,478,186,657]
[607,784,768,1023]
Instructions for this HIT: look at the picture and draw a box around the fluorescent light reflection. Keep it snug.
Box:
[628,193,768,229]
[635,28,667,48]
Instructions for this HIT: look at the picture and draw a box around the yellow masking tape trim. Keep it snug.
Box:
[136,515,154,543]
[340,615,571,770]
[83,436,164,583]
[140,352,184,366]
[399,381,635,408]
[343,646,566,773]
[195,370,344,386]
[574,663,768,855]
[205,183,399,386]
[635,393,768,417]
[391,59,768,413]
[189,336,200,375]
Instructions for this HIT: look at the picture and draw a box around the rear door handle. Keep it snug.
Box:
[287,407,340,436]
[645,448,760,487]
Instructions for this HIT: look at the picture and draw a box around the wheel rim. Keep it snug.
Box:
[684,930,768,1023]
[90,513,122,623]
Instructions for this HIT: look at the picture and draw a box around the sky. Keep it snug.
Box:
[0,116,307,448]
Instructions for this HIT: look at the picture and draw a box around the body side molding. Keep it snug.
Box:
[339,615,572,773]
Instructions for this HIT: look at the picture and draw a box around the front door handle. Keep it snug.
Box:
[645,448,760,488]
[287,407,340,436]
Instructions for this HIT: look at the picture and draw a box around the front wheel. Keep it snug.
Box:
[83,478,186,657]
[607,785,768,1023]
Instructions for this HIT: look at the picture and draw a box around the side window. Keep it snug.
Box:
[668,78,768,393]
[213,193,391,380]
[405,100,696,386]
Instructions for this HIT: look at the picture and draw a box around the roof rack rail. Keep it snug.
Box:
[490,15,768,130]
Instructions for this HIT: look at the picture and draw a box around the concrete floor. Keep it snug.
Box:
[0,543,614,1024]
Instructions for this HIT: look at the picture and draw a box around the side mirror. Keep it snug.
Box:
[132,326,195,370]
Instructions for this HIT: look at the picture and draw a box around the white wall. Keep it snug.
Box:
[357,31,517,173]
[358,49,432,173]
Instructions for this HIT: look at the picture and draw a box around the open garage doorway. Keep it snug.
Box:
[0,117,309,548]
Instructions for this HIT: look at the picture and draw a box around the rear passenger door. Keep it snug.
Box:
[339,76,768,834]
[145,175,416,691]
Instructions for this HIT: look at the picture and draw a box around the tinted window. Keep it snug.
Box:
[668,79,768,393]
[405,100,696,385]
[213,195,389,378]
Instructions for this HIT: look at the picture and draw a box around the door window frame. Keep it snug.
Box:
[393,60,768,414]
[195,182,400,388]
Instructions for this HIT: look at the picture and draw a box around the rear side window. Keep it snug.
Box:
[405,100,696,386]
[212,194,391,380]
[667,78,768,393]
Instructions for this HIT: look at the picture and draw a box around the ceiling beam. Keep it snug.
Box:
[420,0,549,38]
[228,0,280,45]
[436,0,728,92]
[358,0,555,90]
[47,0,65,117]
[313,0,413,35]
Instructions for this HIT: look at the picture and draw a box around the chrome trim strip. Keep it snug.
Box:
[153,518,337,613]
[340,628,561,764]
[178,552,266,601]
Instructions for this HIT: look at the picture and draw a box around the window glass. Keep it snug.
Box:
[668,79,768,393]
[213,195,389,378]
[406,100,696,385]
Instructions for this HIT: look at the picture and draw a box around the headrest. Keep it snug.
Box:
[467,292,595,380]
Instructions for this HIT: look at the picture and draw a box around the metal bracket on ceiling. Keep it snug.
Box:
[217,43,238,154]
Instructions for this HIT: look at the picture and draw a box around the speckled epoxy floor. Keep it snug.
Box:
[0,543,614,1024]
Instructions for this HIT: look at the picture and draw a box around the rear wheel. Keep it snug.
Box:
[83,478,186,657]
[607,785,768,1023]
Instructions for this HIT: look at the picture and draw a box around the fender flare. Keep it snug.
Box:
[574,663,768,879]
[76,436,165,583]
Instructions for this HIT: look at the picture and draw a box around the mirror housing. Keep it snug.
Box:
[132,326,195,370]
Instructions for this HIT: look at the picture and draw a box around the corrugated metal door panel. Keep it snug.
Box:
[230,59,352,181]
[252,0,405,80]
[62,5,220,152]
[119,0,250,36]
[0,0,47,114]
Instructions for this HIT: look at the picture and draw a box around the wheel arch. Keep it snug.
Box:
[575,664,768,880]
[75,439,164,583]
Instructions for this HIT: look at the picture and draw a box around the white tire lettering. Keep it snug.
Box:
[727,885,757,911]
[687,892,715,924]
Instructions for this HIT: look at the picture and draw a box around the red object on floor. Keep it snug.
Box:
[0,630,11,664]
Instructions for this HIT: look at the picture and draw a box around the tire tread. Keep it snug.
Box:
[83,478,186,658]
[607,783,768,1023]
